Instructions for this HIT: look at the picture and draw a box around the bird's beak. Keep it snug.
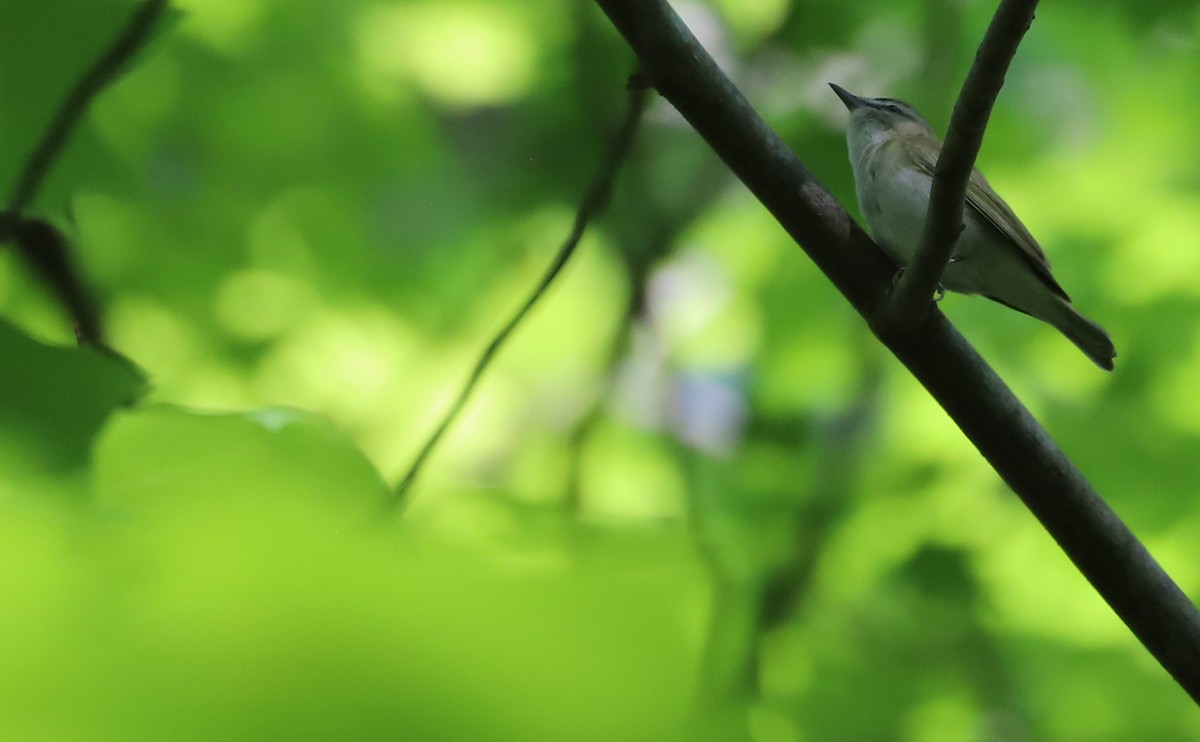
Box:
[829,83,864,111]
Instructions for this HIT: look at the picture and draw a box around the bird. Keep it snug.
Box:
[830,83,1116,370]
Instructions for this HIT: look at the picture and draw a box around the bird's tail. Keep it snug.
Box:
[1047,301,1116,371]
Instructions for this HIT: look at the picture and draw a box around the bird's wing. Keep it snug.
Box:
[909,144,1068,300]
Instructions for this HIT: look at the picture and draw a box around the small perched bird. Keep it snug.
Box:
[830,83,1116,370]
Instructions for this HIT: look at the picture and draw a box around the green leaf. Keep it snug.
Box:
[92,403,388,512]
[0,317,144,496]
[0,497,708,741]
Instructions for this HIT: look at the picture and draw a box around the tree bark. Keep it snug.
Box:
[592,0,1200,704]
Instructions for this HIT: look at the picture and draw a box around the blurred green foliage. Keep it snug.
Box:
[1,0,1199,738]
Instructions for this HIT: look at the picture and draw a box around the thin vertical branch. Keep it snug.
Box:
[885,0,1040,330]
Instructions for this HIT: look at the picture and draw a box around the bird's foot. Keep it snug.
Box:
[895,267,944,302]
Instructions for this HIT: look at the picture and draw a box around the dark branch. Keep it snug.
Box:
[388,82,649,510]
[592,0,1200,704]
[12,218,103,345]
[0,0,169,345]
[6,0,169,218]
[887,0,1040,329]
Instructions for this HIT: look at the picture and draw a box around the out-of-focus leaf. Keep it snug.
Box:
[93,404,388,512]
[0,495,707,741]
[0,317,144,495]
[0,0,1198,738]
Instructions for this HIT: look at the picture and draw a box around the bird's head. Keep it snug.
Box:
[829,83,934,140]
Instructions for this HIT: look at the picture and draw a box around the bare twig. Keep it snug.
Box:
[389,82,649,509]
[0,0,170,344]
[5,0,169,218]
[11,218,104,345]
[592,0,1200,704]
[886,0,1040,330]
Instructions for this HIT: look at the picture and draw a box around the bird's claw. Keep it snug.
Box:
[892,268,945,301]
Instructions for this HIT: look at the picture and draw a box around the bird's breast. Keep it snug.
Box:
[854,149,931,265]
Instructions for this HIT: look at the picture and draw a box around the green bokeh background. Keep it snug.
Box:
[1,0,1199,738]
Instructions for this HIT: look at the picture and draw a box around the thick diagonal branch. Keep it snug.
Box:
[887,0,1040,329]
[592,0,1200,704]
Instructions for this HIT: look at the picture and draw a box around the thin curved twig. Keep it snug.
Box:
[1,0,169,344]
[6,0,169,218]
[389,82,650,509]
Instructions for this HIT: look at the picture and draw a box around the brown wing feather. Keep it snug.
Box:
[909,143,1068,300]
